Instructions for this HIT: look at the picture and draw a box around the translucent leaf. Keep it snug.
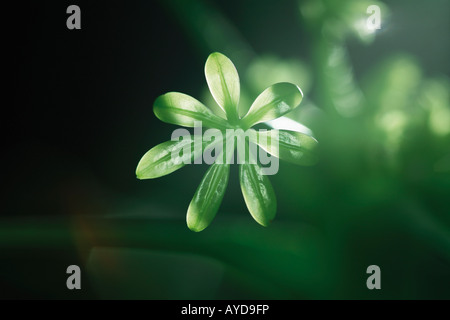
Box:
[136,138,195,179]
[239,163,276,227]
[252,129,319,166]
[153,92,230,129]
[136,135,222,179]
[242,83,303,128]
[187,163,230,232]
[205,52,240,122]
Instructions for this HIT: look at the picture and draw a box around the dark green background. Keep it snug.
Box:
[2,0,449,299]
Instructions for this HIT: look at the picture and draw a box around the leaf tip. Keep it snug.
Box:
[186,212,208,232]
[295,83,304,98]
[187,224,205,232]
[135,172,144,180]
[135,164,143,179]
[208,51,225,59]
[254,215,275,228]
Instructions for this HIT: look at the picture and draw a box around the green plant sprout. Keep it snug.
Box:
[136,52,318,231]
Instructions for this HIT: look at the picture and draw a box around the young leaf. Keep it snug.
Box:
[187,163,230,232]
[153,92,230,129]
[242,82,303,128]
[252,129,319,166]
[205,52,240,123]
[136,138,195,179]
[136,135,223,179]
[239,163,277,227]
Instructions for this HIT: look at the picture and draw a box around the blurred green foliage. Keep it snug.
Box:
[2,0,449,299]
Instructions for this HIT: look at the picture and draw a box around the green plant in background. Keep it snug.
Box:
[2,0,449,300]
[136,52,318,231]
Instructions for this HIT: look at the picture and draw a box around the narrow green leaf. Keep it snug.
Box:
[205,52,240,122]
[136,135,224,179]
[239,163,277,227]
[187,163,230,232]
[153,92,230,129]
[242,82,303,128]
[252,129,319,166]
[136,138,195,179]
